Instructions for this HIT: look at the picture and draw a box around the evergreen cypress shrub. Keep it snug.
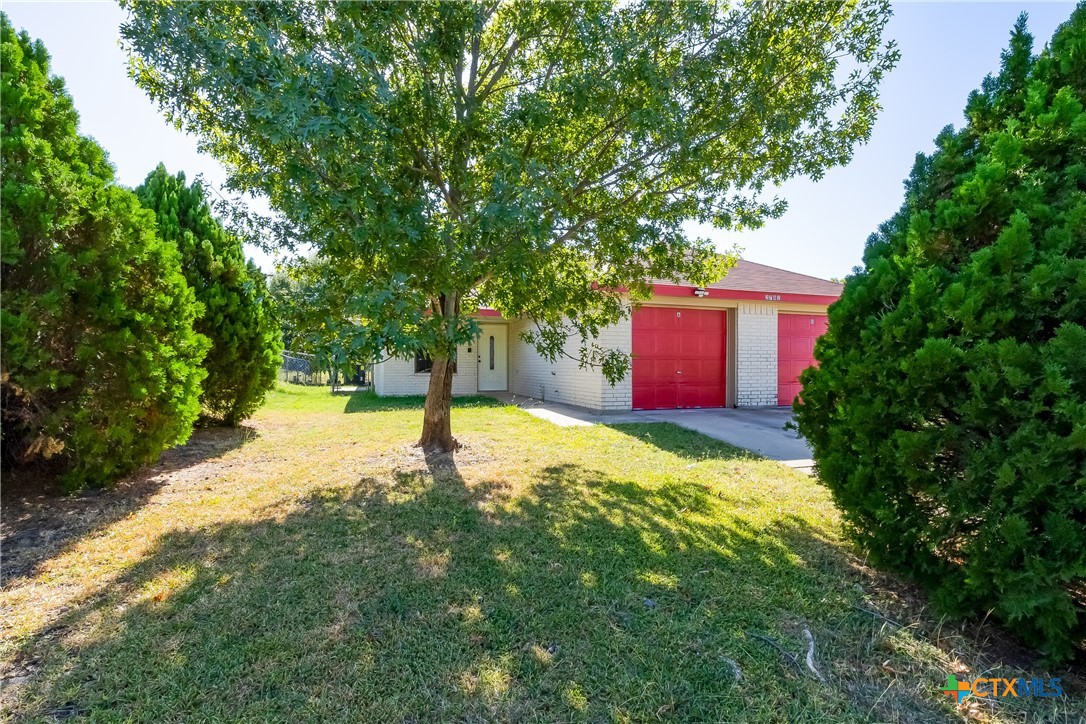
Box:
[136,166,282,425]
[795,8,1086,661]
[1,15,209,489]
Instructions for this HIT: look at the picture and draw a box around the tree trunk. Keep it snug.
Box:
[418,353,458,452]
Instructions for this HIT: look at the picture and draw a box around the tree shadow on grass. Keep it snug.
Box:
[6,449,1019,723]
[604,421,766,462]
[0,425,257,586]
[343,390,502,414]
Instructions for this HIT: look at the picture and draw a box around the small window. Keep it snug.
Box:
[489,335,495,370]
[414,350,457,374]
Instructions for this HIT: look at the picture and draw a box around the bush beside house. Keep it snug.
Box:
[136,166,282,425]
[796,9,1085,661]
[0,15,209,488]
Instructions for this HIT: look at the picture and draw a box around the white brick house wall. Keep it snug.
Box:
[598,314,633,411]
[372,341,479,397]
[735,302,778,406]
[508,314,632,412]
[373,299,811,410]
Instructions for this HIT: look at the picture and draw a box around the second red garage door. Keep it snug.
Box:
[632,307,726,410]
[777,313,828,406]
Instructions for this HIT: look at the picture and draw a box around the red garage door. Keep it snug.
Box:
[632,307,726,410]
[778,313,828,406]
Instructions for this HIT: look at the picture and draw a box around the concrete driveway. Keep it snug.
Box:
[489,393,814,472]
[613,407,812,469]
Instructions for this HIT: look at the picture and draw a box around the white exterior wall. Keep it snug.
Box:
[508,314,632,412]
[599,314,633,411]
[373,297,803,409]
[735,302,778,406]
[373,341,479,397]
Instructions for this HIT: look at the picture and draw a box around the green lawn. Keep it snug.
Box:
[2,385,1079,722]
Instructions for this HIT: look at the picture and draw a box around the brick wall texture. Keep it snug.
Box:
[372,341,478,397]
[507,316,632,412]
[735,302,779,406]
[374,301,796,410]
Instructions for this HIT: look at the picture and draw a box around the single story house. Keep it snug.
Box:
[372,260,842,411]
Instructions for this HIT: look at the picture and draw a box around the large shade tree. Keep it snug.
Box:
[121,0,897,450]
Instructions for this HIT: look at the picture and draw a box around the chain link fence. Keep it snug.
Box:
[279,352,373,391]
[279,351,329,386]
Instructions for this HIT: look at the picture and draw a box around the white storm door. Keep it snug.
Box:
[477,325,508,391]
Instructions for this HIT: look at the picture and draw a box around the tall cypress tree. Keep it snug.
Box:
[136,166,282,425]
[795,7,1086,660]
[1,15,208,488]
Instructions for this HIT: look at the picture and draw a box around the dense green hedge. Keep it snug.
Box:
[136,166,281,425]
[795,9,1085,661]
[1,16,209,488]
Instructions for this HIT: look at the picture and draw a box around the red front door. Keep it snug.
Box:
[632,307,726,410]
[777,313,828,406]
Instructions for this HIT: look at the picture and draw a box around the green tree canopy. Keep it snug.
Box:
[269,256,368,375]
[121,0,897,449]
[1,14,209,488]
[795,6,1086,660]
[268,264,318,356]
[136,165,282,425]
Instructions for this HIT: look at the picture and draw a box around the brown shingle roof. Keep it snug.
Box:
[652,259,842,297]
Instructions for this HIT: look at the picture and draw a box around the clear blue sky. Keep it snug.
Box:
[3,1,1078,278]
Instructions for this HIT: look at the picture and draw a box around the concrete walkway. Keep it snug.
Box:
[487,393,814,472]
